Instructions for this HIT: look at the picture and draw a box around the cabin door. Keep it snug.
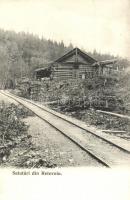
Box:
[73,64,79,79]
[73,69,79,79]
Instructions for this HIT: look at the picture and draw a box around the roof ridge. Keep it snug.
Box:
[54,47,96,63]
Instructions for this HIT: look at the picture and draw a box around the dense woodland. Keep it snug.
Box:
[0,29,73,87]
[0,29,129,88]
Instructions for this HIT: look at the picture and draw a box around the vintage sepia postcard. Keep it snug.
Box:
[0,0,130,199]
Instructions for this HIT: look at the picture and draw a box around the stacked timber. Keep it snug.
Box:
[30,81,41,101]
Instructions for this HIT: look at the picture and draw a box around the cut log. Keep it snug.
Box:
[102,130,127,134]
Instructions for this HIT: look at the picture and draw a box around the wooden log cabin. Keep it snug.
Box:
[52,47,98,80]
[34,48,117,80]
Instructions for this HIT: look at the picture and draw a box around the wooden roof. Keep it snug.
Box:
[92,59,117,67]
[54,47,97,64]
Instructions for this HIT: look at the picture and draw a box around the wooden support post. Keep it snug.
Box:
[75,48,78,63]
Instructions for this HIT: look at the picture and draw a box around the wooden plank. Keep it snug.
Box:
[102,130,127,133]
[97,110,130,120]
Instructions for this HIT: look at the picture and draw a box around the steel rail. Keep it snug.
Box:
[0,90,110,167]
[4,91,130,154]
[30,101,130,154]
[1,91,130,166]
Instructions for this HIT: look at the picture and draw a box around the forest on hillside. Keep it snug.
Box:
[0,29,73,88]
[0,29,129,88]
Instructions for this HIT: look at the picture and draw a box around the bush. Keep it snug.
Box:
[0,102,29,163]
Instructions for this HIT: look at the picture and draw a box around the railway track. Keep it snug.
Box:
[0,90,130,167]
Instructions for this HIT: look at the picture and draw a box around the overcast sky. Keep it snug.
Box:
[0,0,130,58]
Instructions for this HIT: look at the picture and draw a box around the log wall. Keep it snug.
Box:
[53,63,99,80]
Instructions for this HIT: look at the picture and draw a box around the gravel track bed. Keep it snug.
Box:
[19,99,130,166]
[0,92,19,105]
[0,92,102,167]
[1,91,130,167]
[23,116,102,167]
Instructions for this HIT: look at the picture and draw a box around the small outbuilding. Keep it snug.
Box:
[34,65,52,80]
